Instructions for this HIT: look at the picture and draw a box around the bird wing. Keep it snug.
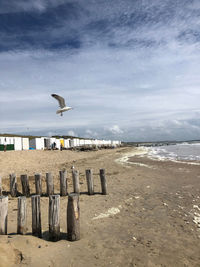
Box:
[51,94,66,108]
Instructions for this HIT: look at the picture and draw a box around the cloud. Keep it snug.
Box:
[108,125,124,135]
[0,0,200,141]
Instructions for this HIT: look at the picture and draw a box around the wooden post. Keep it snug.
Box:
[72,170,80,194]
[31,195,42,238]
[0,196,8,234]
[59,170,67,196]
[17,196,26,235]
[49,195,60,241]
[100,169,107,195]
[46,173,54,196]
[35,173,42,196]
[0,176,2,196]
[67,193,80,241]
[20,174,30,197]
[86,169,94,195]
[10,173,18,197]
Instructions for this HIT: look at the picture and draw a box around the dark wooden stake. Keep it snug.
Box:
[35,173,42,195]
[46,173,54,196]
[86,169,94,195]
[31,195,42,238]
[72,170,80,194]
[10,173,18,197]
[17,196,26,235]
[67,193,80,241]
[59,170,67,196]
[0,196,8,234]
[100,169,107,195]
[49,195,60,241]
[20,174,30,197]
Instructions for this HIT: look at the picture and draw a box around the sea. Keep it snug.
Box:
[147,143,200,161]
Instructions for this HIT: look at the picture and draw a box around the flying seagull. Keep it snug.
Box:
[51,94,73,116]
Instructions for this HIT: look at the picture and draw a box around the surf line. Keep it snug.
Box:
[115,148,153,168]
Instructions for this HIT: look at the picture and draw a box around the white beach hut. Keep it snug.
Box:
[14,137,22,151]
[64,139,70,148]
[0,137,5,144]
[22,138,29,150]
[55,139,61,150]
[43,137,50,149]
[79,139,85,146]
[70,139,79,147]
[29,138,44,150]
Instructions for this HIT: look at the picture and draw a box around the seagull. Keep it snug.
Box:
[51,94,73,116]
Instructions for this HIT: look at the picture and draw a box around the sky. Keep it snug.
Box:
[0,0,200,142]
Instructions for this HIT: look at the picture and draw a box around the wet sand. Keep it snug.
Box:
[0,147,200,266]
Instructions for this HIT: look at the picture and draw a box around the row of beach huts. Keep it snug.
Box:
[0,136,121,151]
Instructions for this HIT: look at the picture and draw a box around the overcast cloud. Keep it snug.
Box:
[0,0,200,141]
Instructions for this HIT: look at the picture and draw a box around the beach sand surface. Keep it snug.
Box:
[0,147,200,267]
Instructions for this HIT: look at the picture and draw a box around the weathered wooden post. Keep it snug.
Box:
[72,170,80,194]
[67,193,80,241]
[49,195,60,241]
[31,195,42,238]
[0,176,2,195]
[59,170,67,196]
[35,173,42,196]
[100,169,107,195]
[86,169,94,195]
[46,173,54,196]
[10,173,18,197]
[17,196,26,235]
[0,196,8,234]
[20,174,30,197]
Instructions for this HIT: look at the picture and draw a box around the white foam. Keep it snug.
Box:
[147,143,200,163]
[115,148,154,168]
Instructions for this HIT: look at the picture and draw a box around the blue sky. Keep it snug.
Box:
[0,0,200,141]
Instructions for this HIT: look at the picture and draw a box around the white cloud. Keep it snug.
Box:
[108,125,124,135]
[1,1,200,141]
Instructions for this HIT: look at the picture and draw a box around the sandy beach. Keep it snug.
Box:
[0,146,200,267]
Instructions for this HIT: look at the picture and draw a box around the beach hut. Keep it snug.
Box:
[64,139,70,148]
[22,138,29,150]
[75,139,80,147]
[29,138,44,150]
[0,137,5,144]
[14,137,22,151]
[43,137,51,149]
[79,139,85,146]
[55,139,61,150]
[8,137,14,144]
[70,139,79,147]
[0,136,15,151]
